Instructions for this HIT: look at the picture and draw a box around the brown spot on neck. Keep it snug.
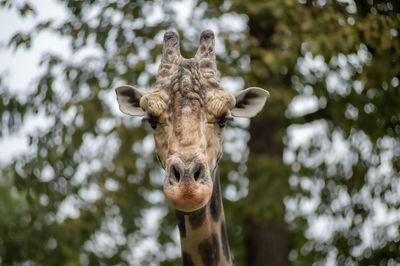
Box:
[198,233,220,266]
[188,207,207,230]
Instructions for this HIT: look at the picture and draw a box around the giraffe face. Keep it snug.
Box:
[115,30,269,212]
[140,62,236,212]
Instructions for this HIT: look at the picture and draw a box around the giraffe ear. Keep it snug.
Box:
[115,85,147,116]
[231,87,269,118]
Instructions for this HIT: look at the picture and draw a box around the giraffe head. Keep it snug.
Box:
[116,30,268,212]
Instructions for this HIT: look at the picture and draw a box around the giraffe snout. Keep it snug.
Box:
[164,159,213,212]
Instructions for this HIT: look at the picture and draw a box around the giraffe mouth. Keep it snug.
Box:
[164,176,213,212]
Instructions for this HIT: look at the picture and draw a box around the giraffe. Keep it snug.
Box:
[115,30,269,266]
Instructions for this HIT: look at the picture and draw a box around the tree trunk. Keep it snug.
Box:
[244,14,292,266]
[246,218,290,266]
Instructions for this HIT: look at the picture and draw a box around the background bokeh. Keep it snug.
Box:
[0,0,399,265]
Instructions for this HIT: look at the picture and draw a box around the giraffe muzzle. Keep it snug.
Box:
[164,161,213,212]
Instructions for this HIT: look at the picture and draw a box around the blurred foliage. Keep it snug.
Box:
[227,0,400,264]
[0,0,400,265]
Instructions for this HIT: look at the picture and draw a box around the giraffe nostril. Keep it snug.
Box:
[173,165,181,182]
[194,168,201,181]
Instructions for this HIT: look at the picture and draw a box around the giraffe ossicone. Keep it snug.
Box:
[116,30,269,266]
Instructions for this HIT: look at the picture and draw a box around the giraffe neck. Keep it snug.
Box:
[175,168,232,266]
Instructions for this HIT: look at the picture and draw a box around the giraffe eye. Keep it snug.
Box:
[142,117,158,129]
[217,116,233,128]
[149,120,157,129]
[218,119,226,128]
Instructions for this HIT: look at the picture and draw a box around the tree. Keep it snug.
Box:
[1,0,399,265]
[0,0,248,265]
[227,0,400,264]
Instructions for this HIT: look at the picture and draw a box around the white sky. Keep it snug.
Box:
[0,0,70,163]
[0,0,69,89]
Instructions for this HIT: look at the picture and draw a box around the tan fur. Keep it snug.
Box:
[206,90,236,119]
